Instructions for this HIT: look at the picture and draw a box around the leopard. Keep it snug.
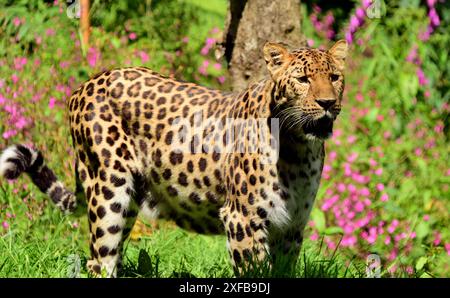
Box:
[0,40,347,277]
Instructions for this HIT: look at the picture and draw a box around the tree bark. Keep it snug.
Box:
[221,0,305,91]
[80,0,90,49]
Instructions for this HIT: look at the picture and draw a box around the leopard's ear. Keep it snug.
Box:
[263,42,292,77]
[328,40,348,70]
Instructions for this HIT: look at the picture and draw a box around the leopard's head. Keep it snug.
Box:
[264,40,348,140]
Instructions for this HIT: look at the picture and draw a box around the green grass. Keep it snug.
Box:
[1,0,448,278]
[0,224,364,278]
[0,183,365,278]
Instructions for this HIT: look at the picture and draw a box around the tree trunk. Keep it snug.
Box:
[221,0,305,91]
[80,0,90,50]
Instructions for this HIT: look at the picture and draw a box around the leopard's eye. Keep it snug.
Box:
[330,74,340,82]
[297,76,309,83]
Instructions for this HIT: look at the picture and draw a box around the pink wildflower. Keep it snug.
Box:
[387,220,399,234]
[87,47,101,68]
[128,32,137,40]
[138,51,150,63]
[46,28,55,36]
[355,92,364,102]
[374,168,383,176]
[385,236,391,245]
[11,74,19,84]
[416,68,429,86]
[337,183,346,193]
[341,235,357,247]
[360,187,370,196]
[48,97,56,109]
[354,201,365,212]
[217,76,225,84]
[362,0,372,9]
[433,231,441,246]
[347,135,357,144]
[3,129,17,139]
[200,46,210,56]
[445,243,450,256]
[205,38,215,46]
[380,193,389,202]
[13,17,21,27]
[329,151,337,161]
[198,66,207,76]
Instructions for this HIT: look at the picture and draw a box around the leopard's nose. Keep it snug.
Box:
[315,99,336,111]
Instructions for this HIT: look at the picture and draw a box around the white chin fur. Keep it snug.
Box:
[305,133,330,141]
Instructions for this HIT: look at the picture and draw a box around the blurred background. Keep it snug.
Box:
[0,0,448,277]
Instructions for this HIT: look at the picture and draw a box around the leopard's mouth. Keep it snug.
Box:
[302,115,334,139]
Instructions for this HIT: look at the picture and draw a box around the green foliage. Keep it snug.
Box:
[301,0,449,278]
[0,0,449,278]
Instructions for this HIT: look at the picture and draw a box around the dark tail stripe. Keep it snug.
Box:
[28,151,44,173]
[0,144,77,213]
[15,144,33,165]
[4,158,26,179]
[29,165,58,193]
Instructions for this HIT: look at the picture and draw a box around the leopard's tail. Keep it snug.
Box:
[0,144,76,213]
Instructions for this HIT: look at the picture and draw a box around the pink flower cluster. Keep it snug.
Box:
[197,28,226,85]
[309,5,335,40]
[1,26,82,141]
[198,60,210,76]
[200,37,216,56]
[135,50,150,64]
[317,148,392,249]
[406,1,442,90]
[406,45,430,87]
[128,32,137,41]
[1,58,33,139]
[419,0,441,41]
[14,57,27,71]
[344,0,371,44]
[0,183,38,234]
[307,101,434,274]
[87,47,101,68]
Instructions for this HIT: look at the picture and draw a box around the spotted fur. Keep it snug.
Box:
[0,40,348,277]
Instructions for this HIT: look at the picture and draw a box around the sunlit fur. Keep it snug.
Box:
[268,44,346,140]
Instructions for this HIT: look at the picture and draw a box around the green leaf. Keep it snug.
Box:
[17,23,29,41]
[362,59,377,91]
[415,256,427,271]
[137,249,152,275]
[364,108,379,124]
[415,221,429,239]
[111,37,121,49]
[324,226,344,235]
[416,158,428,176]
[380,42,398,68]
[311,209,326,233]
[419,272,432,278]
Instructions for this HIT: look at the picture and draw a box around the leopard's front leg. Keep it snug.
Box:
[221,196,270,275]
[221,155,290,276]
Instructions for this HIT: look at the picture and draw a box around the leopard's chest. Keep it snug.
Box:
[277,139,325,228]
